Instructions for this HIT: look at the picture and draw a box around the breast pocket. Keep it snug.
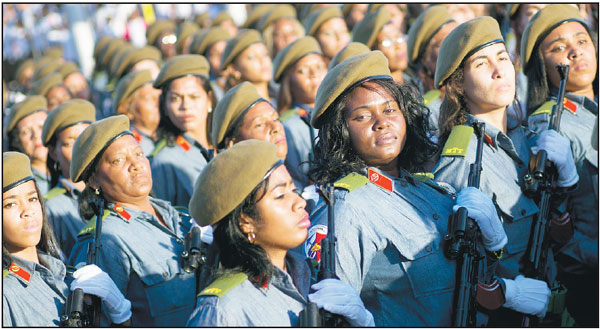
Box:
[134,258,196,326]
[494,193,538,256]
[394,233,455,298]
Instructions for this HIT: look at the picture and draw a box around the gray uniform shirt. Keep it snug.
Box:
[3,252,68,326]
[187,253,311,326]
[67,197,196,327]
[32,167,50,195]
[307,167,457,326]
[150,133,210,207]
[45,177,86,259]
[528,93,598,270]
[282,104,318,190]
[131,126,155,157]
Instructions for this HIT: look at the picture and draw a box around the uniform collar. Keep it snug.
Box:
[258,253,308,302]
[8,251,66,286]
[31,167,49,183]
[105,198,178,233]
[466,113,525,166]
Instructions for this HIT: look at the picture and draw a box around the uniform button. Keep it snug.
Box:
[433,213,439,220]
[521,209,526,216]
[176,238,184,244]
[162,272,169,278]
[426,246,432,252]
[401,181,408,187]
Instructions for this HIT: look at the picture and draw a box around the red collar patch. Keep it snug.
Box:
[297,108,308,119]
[563,98,577,114]
[9,263,31,283]
[113,203,131,221]
[484,133,495,148]
[368,168,394,193]
[131,129,142,143]
[176,135,191,152]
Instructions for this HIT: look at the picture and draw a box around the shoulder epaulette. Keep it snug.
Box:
[412,172,434,182]
[530,101,555,117]
[149,138,167,158]
[3,269,9,279]
[43,187,67,201]
[423,89,442,106]
[198,272,248,298]
[279,108,296,122]
[441,125,473,157]
[174,206,190,218]
[77,209,110,236]
[334,173,369,192]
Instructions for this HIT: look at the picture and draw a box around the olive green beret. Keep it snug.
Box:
[211,81,265,146]
[33,56,54,72]
[153,54,210,89]
[42,99,96,146]
[70,115,132,183]
[508,4,520,18]
[407,6,454,64]
[351,8,391,49]
[243,4,277,29]
[435,16,504,88]
[367,4,384,13]
[32,61,61,82]
[299,4,328,21]
[16,59,34,82]
[44,46,63,59]
[113,70,154,113]
[328,42,371,70]
[30,72,64,97]
[520,4,585,70]
[176,21,200,54]
[6,95,48,132]
[212,11,234,27]
[312,51,391,129]
[56,61,80,80]
[146,20,176,46]
[109,43,135,77]
[113,46,161,79]
[94,36,113,60]
[304,6,344,36]
[258,4,297,31]
[100,39,127,68]
[3,152,35,192]
[189,139,281,226]
[190,26,231,56]
[195,12,211,27]
[342,4,353,16]
[220,29,263,71]
[272,36,322,82]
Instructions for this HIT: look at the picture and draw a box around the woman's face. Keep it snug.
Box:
[2,180,43,253]
[232,101,288,160]
[463,43,515,114]
[16,111,48,164]
[50,123,89,179]
[540,21,597,92]
[273,18,301,56]
[46,85,71,111]
[233,43,272,83]
[91,135,152,203]
[345,81,407,170]
[131,60,161,80]
[290,54,328,105]
[64,72,90,100]
[376,23,408,72]
[385,4,407,33]
[165,75,211,133]
[206,41,228,76]
[316,17,350,59]
[243,165,309,255]
[129,83,161,132]
[346,4,368,29]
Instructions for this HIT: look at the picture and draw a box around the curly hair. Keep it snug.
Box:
[310,78,437,185]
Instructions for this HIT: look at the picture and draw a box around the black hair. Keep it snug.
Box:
[310,78,437,186]
[3,181,61,271]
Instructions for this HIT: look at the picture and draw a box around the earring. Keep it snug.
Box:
[247,232,256,244]
[94,188,100,195]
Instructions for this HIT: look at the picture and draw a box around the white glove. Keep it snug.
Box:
[200,225,213,244]
[536,130,578,187]
[453,187,508,251]
[308,279,375,327]
[70,265,132,324]
[502,275,550,317]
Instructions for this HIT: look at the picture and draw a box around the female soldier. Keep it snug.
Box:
[149,55,214,208]
[273,36,328,190]
[351,8,410,85]
[6,96,50,194]
[433,17,576,324]
[189,26,232,102]
[221,29,274,103]
[30,73,72,111]
[3,152,131,326]
[67,115,199,326]
[41,99,95,259]
[521,5,598,326]
[306,51,509,326]
[258,4,304,58]
[186,140,373,326]
[113,70,161,156]
[303,6,351,61]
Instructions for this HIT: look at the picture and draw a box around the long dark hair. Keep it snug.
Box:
[202,178,273,289]
[2,181,61,270]
[46,135,61,188]
[310,78,437,186]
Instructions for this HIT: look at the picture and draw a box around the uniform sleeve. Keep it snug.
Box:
[67,234,92,268]
[3,295,14,327]
[97,233,133,295]
[150,156,177,204]
[185,296,224,327]
[433,155,471,192]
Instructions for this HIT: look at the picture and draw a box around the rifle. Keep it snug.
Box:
[521,64,570,327]
[445,121,486,327]
[61,197,104,327]
[298,183,348,327]
[181,225,209,308]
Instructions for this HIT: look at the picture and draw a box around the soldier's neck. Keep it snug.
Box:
[568,84,595,101]
[9,246,39,264]
[467,102,507,134]
[186,128,209,149]
[31,160,48,176]
[253,82,270,101]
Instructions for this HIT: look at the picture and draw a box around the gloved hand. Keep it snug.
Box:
[453,187,508,251]
[199,224,213,244]
[502,275,550,317]
[308,278,375,327]
[536,130,578,187]
[70,265,132,324]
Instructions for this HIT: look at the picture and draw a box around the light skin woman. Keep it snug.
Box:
[278,53,328,113]
[120,83,161,141]
[226,43,273,101]
[315,17,350,60]
[10,111,49,182]
[374,24,409,84]
[46,85,72,111]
